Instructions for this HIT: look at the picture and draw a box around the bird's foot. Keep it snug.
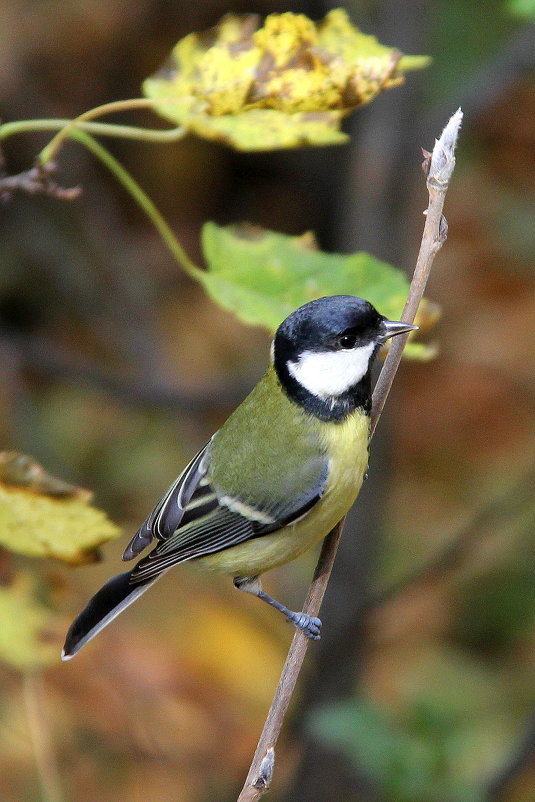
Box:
[233,576,322,640]
[286,611,322,640]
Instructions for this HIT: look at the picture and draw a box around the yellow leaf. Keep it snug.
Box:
[0,574,57,669]
[143,9,429,151]
[0,451,91,499]
[0,452,120,564]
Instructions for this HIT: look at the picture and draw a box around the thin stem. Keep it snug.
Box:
[67,129,201,280]
[371,108,463,435]
[238,523,344,801]
[22,671,65,802]
[37,98,183,165]
[237,108,463,802]
[0,108,197,278]
[0,118,185,144]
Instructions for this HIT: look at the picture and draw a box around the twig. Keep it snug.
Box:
[237,108,463,801]
[0,161,81,202]
[22,671,65,802]
[237,523,345,800]
[371,108,462,434]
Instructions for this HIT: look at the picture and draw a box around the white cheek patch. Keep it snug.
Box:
[287,343,375,399]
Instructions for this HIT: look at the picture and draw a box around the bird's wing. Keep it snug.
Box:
[122,442,211,560]
[128,445,328,583]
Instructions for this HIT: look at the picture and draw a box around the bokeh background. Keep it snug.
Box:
[1,1,535,801]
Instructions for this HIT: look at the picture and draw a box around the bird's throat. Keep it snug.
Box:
[275,360,373,422]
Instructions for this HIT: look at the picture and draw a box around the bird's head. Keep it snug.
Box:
[272,295,416,419]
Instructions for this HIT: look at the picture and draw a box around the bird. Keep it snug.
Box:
[62,295,416,659]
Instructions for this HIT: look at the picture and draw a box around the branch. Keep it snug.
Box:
[0,135,79,200]
[370,108,462,434]
[237,108,463,801]
[0,160,81,202]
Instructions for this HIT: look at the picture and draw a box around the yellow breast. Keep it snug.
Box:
[196,409,370,578]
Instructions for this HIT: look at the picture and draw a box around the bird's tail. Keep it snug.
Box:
[62,571,160,660]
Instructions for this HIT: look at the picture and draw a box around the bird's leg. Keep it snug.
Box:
[233,575,321,640]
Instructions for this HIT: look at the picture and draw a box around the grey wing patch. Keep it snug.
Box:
[130,506,255,581]
[129,455,329,583]
[122,441,211,561]
[253,455,329,528]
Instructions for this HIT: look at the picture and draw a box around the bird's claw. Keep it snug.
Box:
[287,612,322,640]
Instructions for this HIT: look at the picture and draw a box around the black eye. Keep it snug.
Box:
[339,332,357,349]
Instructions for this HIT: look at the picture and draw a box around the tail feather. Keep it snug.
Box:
[62,571,160,660]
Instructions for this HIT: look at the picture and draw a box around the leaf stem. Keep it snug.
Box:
[0,103,197,278]
[23,671,65,802]
[36,97,184,165]
[237,108,463,802]
[67,129,201,280]
[0,117,185,144]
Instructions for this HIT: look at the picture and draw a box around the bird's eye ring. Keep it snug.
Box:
[339,332,357,349]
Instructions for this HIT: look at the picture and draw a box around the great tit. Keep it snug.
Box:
[62,295,415,659]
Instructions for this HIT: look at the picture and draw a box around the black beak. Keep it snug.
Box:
[378,319,418,344]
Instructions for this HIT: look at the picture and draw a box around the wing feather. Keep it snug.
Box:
[122,442,211,560]
[131,507,254,581]
[125,431,329,582]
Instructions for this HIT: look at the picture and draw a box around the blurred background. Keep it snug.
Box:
[1,1,534,801]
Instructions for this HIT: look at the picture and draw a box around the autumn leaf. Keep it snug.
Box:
[0,574,57,669]
[0,452,120,564]
[143,9,429,150]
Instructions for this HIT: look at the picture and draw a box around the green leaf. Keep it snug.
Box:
[0,575,57,669]
[143,9,429,151]
[507,0,535,18]
[200,222,437,358]
[309,698,487,802]
[0,452,120,564]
